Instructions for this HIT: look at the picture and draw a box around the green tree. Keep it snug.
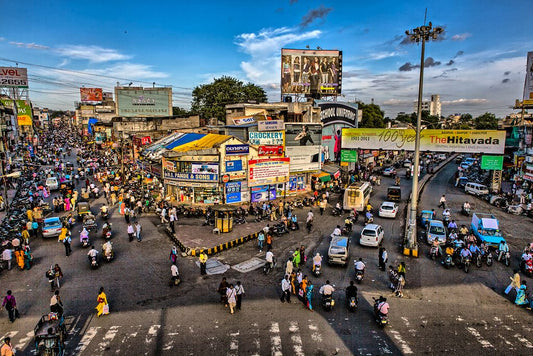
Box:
[395,113,413,124]
[191,76,267,122]
[460,113,472,124]
[358,102,385,128]
[172,107,192,117]
[474,112,498,129]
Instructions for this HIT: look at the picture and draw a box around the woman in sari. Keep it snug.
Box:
[14,249,25,270]
[23,246,33,270]
[306,280,314,311]
[95,287,109,317]
[64,197,71,212]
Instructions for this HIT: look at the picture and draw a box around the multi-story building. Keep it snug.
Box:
[414,94,441,117]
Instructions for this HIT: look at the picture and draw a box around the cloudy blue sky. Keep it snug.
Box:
[1,0,531,118]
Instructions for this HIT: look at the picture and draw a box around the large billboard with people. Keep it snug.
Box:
[281,48,342,95]
[341,128,506,154]
[115,87,172,117]
[80,88,103,104]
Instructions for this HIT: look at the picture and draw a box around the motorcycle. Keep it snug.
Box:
[355,269,364,284]
[461,206,471,216]
[80,230,90,248]
[521,259,533,277]
[483,251,493,266]
[331,207,342,216]
[372,297,389,327]
[321,294,335,311]
[347,296,358,312]
[475,253,482,268]
[234,216,246,225]
[102,223,112,240]
[294,200,304,209]
[313,264,321,277]
[89,255,99,269]
[306,220,313,233]
[263,257,277,275]
[101,209,109,221]
[442,253,454,269]
[498,250,511,267]
[462,256,471,273]
[272,223,289,236]
[429,246,439,260]
[102,244,114,262]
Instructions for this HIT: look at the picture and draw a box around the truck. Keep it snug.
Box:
[471,213,505,248]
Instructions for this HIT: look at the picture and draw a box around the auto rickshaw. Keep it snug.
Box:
[419,210,434,228]
[77,201,91,221]
[59,180,73,197]
[34,313,67,355]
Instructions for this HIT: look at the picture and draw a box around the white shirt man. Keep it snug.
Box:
[306,211,314,223]
[266,251,274,263]
[281,276,291,293]
[87,248,98,258]
[313,253,322,267]
[332,226,341,236]
[354,259,366,271]
[171,264,179,277]
[319,282,335,296]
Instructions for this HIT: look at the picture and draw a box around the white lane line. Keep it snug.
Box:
[270,321,283,356]
[96,325,120,355]
[163,330,179,351]
[0,331,19,341]
[466,327,493,348]
[389,330,413,354]
[371,330,393,354]
[115,325,140,354]
[401,317,417,337]
[514,334,533,349]
[227,331,239,356]
[143,324,161,356]
[14,331,32,351]
[307,322,323,343]
[497,335,514,350]
[75,326,100,355]
[289,321,304,356]
[250,322,260,356]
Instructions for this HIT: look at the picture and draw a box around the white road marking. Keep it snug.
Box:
[371,330,392,354]
[115,325,140,354]
[143,324,161,355]
[75,326,100,354]
[227,331,239,356]
[270,321,283,356]
[308,322,323,343]
[0,331,18,341]
[514,334,533,348]
[466,327,493,348]
[96,325,120,355]
[14,331,32,351]
[250,322,260,356]
[497,335,514,350]
[389,330,413,354]
[456,316,464,321]
[401,317,417,337]
[289,321,304,356]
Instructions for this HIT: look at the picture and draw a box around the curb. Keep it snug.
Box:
[163,227,261,257]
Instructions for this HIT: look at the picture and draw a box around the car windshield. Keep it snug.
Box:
[381,205,393,210]
[430,225,445,234]
[330,246,346,254]
[362,229,376,236]
[44,220,60,228]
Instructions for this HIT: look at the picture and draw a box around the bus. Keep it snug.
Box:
[343,181,373,212]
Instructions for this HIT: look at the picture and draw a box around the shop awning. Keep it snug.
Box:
[165,133,205,150]
[312,172,331,182]
[171,134,231,152]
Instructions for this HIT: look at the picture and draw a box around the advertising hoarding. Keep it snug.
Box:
[191,163,219,175]
[525,51,533,100]
[225,160,243,172]
[248,157,290,186]
[225,144,249,155]
[163,171,218,182]
[225,182,241,204]
[341,150,358,162]
[257,120,284,131]
[250,185,277,202]
[116,87,172,117]
[318,101,358,163]
[80,88,103,103]
[1,99,14,109]
[249,131,284,146]
[281,48,342,95]
[285,146,321,172]
[341,128,505,154]
[0,67,28,88]
[15,100,32,126]
[284,123,322,147]
[232,116,256,125]
[287,176,306,195]
[258,145,284,156]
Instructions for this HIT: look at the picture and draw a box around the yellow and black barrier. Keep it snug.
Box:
[169,231,261,257]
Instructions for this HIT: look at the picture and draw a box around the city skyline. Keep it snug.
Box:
[1,0,531,118]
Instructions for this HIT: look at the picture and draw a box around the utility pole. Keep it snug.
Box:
[404,20,444,256]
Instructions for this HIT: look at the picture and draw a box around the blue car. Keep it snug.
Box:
[42,217,63,238]
[419,210,434,227]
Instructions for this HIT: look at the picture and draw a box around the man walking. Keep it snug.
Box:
[235,281,245,310]
[169,211,177,234]
[63,234,72,256]
[438,195,446,209]
[226,284,237,314]
[379,247,388,271]
[280,275,291,303]
[135,221,142,242]
[199,251,208,275]
[2,248,12,270]
[1,290,17,323]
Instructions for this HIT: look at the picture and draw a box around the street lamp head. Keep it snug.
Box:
[5,171,21,179]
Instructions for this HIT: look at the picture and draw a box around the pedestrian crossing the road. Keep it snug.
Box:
[2,312,532,354]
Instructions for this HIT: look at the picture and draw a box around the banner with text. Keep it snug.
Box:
[341,128,505,154]
[248,157,290,186]
[285,146,321,172]
[249,131,285,146]
[15,100,32,126]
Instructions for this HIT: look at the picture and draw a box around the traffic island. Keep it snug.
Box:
[162,218,265,256]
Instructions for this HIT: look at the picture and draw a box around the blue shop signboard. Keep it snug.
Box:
[226,144,249,156]
[226,160,243,172]
[163,171,218,182]
[225,182,241,203]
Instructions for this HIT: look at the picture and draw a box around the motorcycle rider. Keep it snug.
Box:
[498,240,510,261]
[332,225,342,237]
[469,243,481,260]
[458,224,469,240]
[354,258,366,274]
[80,227,89,243]
[442,208,451,221]
[376,296,389,318]
[312,253,322,272]
[366,203,373,213]
[462,201,471,214]
[344,217,353,232]
[87,245,98,263]
[431,238,441,257]
[345,280,358,301]
[290,214,299,230]
[447,219,458,231]
[102,241,113,260]
[335,202,342,213]
[365,210,373,224]
[266,250,275,270]
[319,280,335,297]
[460,246,472,264]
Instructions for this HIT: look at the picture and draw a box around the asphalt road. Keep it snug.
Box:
[1,157,532,355]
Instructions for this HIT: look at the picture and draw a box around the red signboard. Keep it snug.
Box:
[80,88,103,103]
[258,145,284,156]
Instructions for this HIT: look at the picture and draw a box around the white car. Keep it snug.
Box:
[360,224,384,247]
[403,159,412,168]
[382,167,396,176]
[378,202,398,218]
[46,177,59,191]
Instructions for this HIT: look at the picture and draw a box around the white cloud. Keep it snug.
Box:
[451,33,471,41]
[56,45,131,63]
[235,27,322,88]
[83,63,168,80]
[9,41,49,50]
[441,98,488,105]
[366,51,400,60]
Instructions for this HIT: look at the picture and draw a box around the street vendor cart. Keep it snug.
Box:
[34,313,67,355]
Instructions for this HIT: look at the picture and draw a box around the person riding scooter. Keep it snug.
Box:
[312,253,322,272]
[80,227,89,244]
[102,222,112,239]
[365,210,373,224]
[100,205,109,220]
[462,201,471,216]
[375,296,389,318]
[331,225,342,238]
[498,240,510,261]
[87,245,98,263]
[102,241,113,261]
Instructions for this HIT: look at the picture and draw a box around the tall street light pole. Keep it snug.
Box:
[404,21,444,256]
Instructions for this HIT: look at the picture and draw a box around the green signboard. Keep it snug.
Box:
[481,155,503,170]
[341,150,358,162]
[116,88,172,117]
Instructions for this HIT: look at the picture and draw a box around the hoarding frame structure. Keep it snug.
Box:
[281,48,342,96]
[15,100,32,126]
[341,128,505,154]
[80,88,103,104]
[248,157,290,186]
[0,67,28,88]
[525,51,533,101]
[115,87,172,117]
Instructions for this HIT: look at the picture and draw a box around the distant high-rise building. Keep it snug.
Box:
[414,94,441,117]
